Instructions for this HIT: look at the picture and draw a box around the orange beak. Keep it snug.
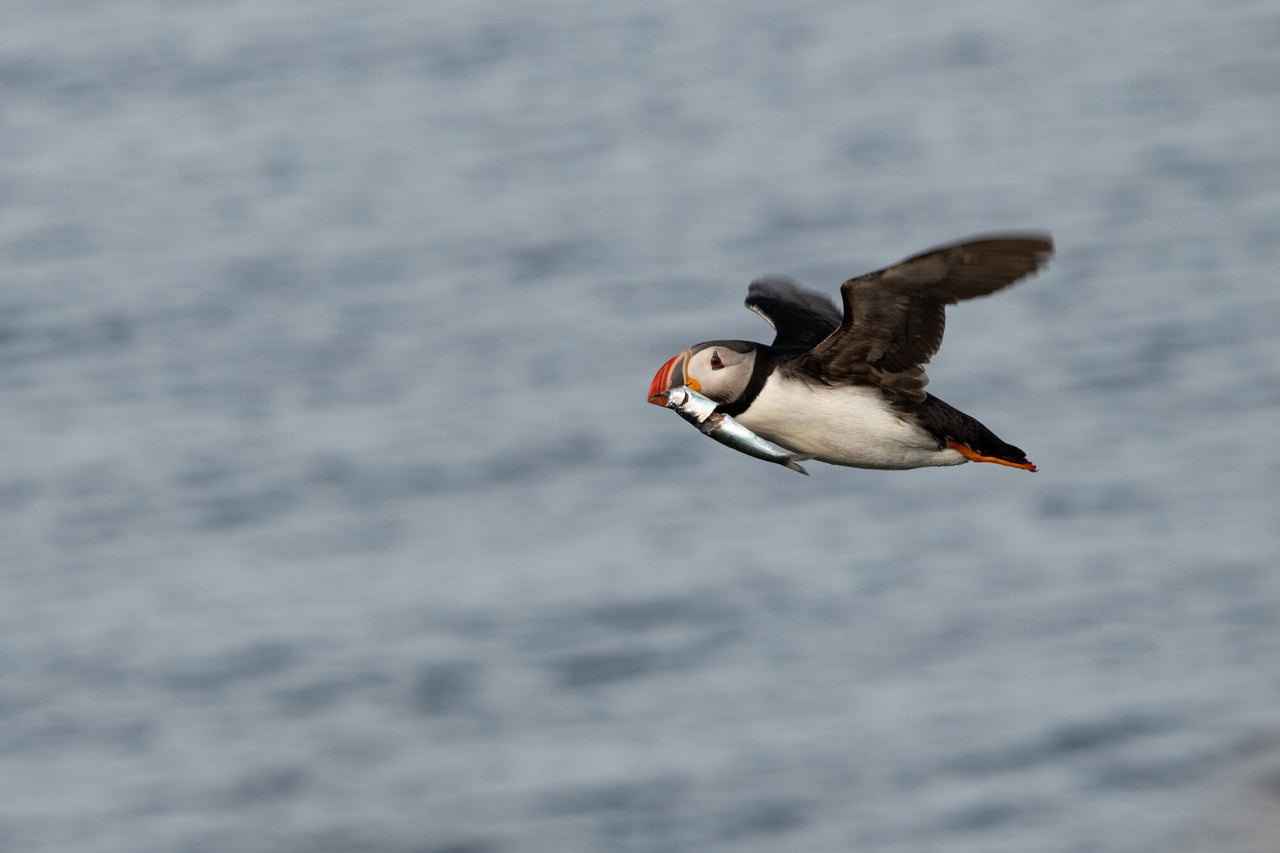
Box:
[648,350,695,405]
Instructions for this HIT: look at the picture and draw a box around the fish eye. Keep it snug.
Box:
[710,353,724,370]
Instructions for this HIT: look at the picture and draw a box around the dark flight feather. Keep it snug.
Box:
[745,276,842,350]
[795,233,1053,401]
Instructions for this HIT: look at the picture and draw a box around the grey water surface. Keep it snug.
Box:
[3,2,1280,851]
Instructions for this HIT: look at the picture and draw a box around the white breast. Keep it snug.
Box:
[734,376,967,470]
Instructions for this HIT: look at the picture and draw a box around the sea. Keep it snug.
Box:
[3,2,1279,851]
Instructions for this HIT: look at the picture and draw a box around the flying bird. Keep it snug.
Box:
[647,233,1054,472]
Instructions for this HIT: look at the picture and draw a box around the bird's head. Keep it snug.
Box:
[647,340,757,406]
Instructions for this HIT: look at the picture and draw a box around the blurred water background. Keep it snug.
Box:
[3,1,1280,851]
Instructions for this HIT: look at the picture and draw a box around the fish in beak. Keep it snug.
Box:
[653,385,811,475]
[647,350,699,405]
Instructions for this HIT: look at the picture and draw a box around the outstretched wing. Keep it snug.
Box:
[797,233,1054,401]
[745,276,842,349]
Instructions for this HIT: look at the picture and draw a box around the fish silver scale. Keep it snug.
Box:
[661,386,811,475]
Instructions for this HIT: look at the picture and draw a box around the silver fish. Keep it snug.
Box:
[659,386,811,475]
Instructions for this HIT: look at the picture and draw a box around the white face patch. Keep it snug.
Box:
[684,343,755,404]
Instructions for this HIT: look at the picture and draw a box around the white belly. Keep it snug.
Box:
[734,377,967,470]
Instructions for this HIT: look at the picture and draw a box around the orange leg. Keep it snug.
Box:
[947,440,1038,472]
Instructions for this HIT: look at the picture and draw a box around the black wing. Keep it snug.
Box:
[797,233,1054,401]
[744,276,842,349]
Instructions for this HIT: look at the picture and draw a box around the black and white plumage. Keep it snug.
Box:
[647,233,1054,472]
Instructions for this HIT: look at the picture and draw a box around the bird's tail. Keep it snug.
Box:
[917,395,1037,472]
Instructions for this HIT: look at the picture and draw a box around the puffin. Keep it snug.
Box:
[647,233,1053,472]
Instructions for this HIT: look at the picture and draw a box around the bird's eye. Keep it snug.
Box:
[710,353,724,370]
